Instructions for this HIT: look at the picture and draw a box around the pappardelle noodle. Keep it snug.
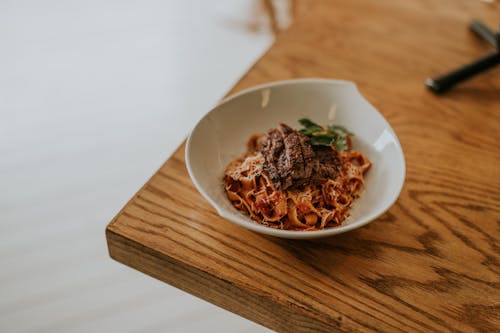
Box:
[224,119,371,231]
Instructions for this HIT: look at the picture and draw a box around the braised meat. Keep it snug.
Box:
[261,127,284,186]
[260,123,341,189]
[310,146,342,184]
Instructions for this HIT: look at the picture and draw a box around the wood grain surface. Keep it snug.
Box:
[107,0,500,332]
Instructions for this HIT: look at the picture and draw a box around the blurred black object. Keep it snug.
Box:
[426,20,500,94]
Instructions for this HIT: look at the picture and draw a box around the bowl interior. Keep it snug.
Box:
[186,79,405,239]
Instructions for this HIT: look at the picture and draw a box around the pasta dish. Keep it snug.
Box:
[224,119,371,231]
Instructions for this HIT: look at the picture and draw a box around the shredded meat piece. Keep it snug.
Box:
[261,128,284,186]
[310,146,342,184]
[260,123,341,190]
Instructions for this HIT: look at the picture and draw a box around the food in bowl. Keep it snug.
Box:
[224,118,371,231]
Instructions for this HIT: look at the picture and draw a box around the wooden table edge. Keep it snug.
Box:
[106,222,343,333]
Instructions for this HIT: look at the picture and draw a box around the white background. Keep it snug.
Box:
[0,1,274,332]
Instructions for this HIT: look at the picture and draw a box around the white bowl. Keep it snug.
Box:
[186,79,405,239]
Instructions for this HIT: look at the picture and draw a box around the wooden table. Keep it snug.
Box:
[106,1,500,332]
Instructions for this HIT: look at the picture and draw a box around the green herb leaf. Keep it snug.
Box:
[310,134,334,146]
[298,128,316,136]
[332,137,347,151]
[298,118,323,131]
[327,125,354,137]
[297,118,353,151]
